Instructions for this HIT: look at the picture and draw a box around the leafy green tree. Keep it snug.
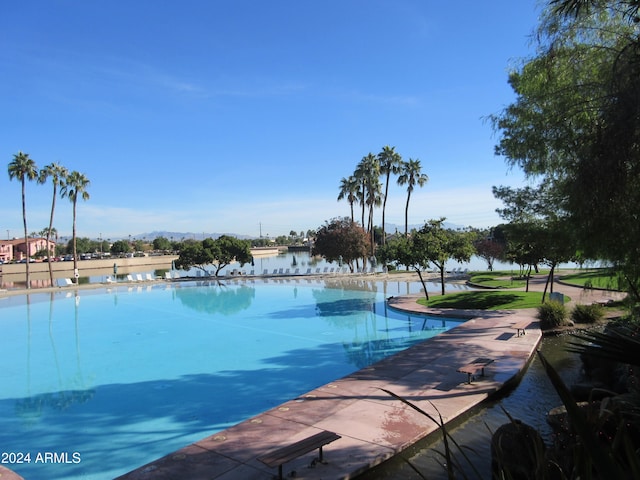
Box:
[61,171,90,282]
[38,162,68,286]
[493,184,577,297]
[212,235,252,275]
[500,221,546,291]
[153,236,172,251]
[111,240,131,255]
[312,217,370,272]
[98,239,110,254]
[378,145,403,245]
[397,158,428,236]
[274,235,289,245]
[175,241,211,273]
[490,2,640,299]
[378,234,432,300]
[66,237,94,255]
[175,236,251,277]
[418,218,475,295]
[8,151,38,288]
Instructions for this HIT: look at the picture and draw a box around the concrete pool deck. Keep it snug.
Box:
[116,300,543,480]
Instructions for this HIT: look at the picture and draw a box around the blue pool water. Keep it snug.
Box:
[0,278,461,479]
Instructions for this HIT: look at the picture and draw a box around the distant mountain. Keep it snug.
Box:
[384,221,466,234]
[134,231,253,241]
[139,224,469,242]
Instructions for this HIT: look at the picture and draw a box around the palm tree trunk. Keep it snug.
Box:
[72,199,78,284]
[404,190,412,236]
[46,185,57,287]
[382,174,390,246]
[360,185,366,228]
[21,179,30,289]
[368,204,375,256]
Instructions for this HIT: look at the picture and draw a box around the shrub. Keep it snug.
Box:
[571,303,605,324]
[537,300,567,329]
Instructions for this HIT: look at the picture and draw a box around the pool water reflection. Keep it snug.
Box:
[0,278,461,480]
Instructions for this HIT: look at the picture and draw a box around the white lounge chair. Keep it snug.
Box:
[126,274,135,282]
[135,274,144,282]
[145,273,155,281]
[164,272,172,280]
[58,278,74,287]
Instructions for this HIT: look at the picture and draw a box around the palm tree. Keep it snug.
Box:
[377,145,402,245]
[397,158,429,236]
[356,153,381,255]
[355,153,381,231]
[62,171,90,284]
[337,176,359,222]
[8,152,38,288]
[39,163,68,287]
[353,157,370,228]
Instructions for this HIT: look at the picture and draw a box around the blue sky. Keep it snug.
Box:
[1,1,541,240]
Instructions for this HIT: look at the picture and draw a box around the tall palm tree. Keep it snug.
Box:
[353,156,371,228]
[357,153,381,255]
[8,152,38,288]
[337,176,359,222]
[377,145,402,245]
[39,162,68,287]
[355,153,381,232]
[62,171,90,284]
[397,158,429,236]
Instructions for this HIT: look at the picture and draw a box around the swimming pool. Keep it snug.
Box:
[0,278,461,479]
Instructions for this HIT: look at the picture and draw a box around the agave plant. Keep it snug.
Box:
[566,325,640,367]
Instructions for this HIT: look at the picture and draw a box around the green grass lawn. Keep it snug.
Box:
[417,290,567,310]
[559,269,621,290]
[468,270,530,289]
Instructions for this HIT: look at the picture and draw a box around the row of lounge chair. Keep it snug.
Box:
[57,265,469,288]
[165,267,377,279]
[445,267,469,275]
[241,266,375,277]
